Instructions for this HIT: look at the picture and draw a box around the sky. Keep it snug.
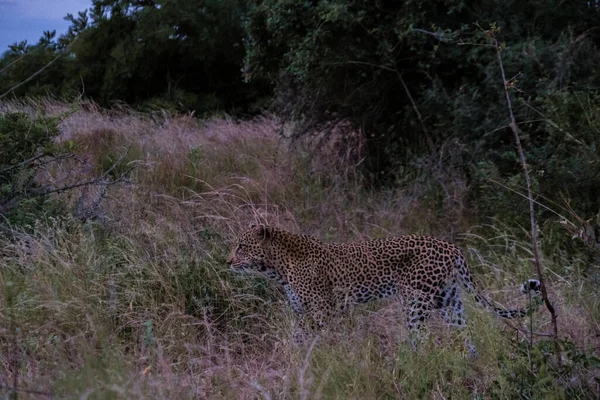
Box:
[0,0,91,51]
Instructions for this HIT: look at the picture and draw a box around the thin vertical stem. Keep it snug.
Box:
[494,38,560,367]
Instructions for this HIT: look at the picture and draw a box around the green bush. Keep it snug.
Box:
[470,92,600,254]
[244,0,600,175]
[0,112,65,228]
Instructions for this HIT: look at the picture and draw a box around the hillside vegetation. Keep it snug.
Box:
[0,99,599,399]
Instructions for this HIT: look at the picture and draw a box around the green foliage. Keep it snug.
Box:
[0,112,65,228]
[531,93,600,218]
[496,339,600,399]
[246,0,599,146]
[0,0,598,260]
[0,28,79,99]
[470,91,600,243]
[0,0,266,114]
[244,0,600,234]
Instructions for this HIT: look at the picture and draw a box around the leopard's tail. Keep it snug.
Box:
[456,255,541,319]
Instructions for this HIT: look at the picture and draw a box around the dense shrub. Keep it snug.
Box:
[243,0,600,232]
[244,0,600,162]
[0,112,64,228]
[0,0,268,114]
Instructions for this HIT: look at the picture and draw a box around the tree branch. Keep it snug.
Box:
[0,384,54,398]
[493,36,561,367]
[396,71,434,150]
[0,51,64,99]
[412,28,454,43]
[0,54,26,76]
[0,154,136,215]
[337,56,436,150]
[0,153,47,176]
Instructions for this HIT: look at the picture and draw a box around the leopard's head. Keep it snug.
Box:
[227,224,281,280]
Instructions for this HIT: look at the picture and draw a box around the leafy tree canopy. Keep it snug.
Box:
[0,0,263,113]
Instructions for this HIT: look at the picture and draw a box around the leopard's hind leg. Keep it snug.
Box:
[405,290,434,349]
[436,278,478,356]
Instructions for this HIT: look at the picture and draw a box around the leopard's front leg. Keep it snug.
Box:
[283,278,334,343]
[282,283,304,316]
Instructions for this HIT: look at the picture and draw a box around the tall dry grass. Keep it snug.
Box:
[1,98,598,399]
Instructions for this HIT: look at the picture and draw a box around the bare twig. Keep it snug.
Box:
[0,52,64,99]
[335,60,395,72]
[1,153,76,178]
[502,318,559,338]
[9,315,20,400]
[0,154,136,215]
[299,336,319,400]
[492,34,561,367]
[412,28,454,43]
[0,173,130,215]
[347,46,435,151]
[0,153,47,176]
[0,54,26,76]
[396,71,434,150]
[488,179,573,223]
[0,384,54,398]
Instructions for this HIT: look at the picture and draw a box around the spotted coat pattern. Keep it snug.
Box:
[227,225,541,350]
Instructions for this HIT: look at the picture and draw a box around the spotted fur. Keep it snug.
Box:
[227,224,541,353]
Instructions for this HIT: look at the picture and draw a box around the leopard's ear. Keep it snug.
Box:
[254,224,272,242]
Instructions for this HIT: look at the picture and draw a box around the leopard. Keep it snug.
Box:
[226,224,541,354]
